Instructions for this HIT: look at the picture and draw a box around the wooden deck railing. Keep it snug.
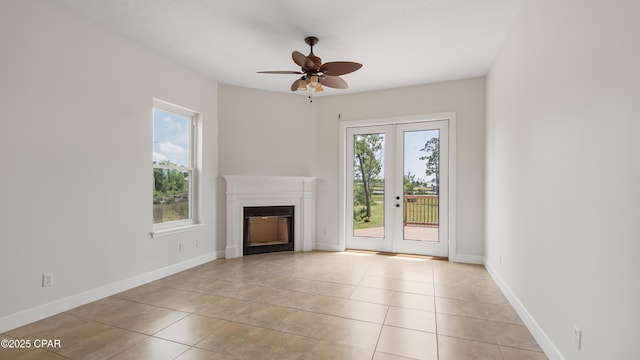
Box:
[403,195,439,226]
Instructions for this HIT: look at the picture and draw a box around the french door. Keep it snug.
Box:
[346,120,449,257]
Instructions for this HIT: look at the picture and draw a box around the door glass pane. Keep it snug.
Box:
[353,133,385,238]
[403,130,439,241]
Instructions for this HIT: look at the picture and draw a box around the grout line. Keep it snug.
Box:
[370,292,391,360]
[432,260,441,359]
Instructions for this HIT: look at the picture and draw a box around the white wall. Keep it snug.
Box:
[0,0,218,331]
[314,79,486,261]
[217,84,317,252]
[485,0,640,359]
[218,85,317,177]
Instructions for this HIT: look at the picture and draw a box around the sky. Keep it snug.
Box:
[152,109,190,167]
[403,129,439,183]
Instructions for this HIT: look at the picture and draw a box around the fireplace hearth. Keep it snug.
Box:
[243,206,294,255]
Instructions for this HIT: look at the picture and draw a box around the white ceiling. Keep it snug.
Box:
[53,0,524,95]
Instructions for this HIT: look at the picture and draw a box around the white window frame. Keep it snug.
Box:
[151,99,201,236]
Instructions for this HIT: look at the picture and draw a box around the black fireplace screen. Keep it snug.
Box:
[243,206,294,255]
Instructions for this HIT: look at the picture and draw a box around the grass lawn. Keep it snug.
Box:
[354,194,384,229]
[353,195,439,229]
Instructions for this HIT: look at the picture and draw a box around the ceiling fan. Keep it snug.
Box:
[258,36,362,93]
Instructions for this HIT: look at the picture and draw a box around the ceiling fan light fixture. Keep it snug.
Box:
[309,75,319,87]
[258,36,362,96]
[297,79,307,91]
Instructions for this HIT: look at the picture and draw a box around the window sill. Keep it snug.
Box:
[151,224,204,238]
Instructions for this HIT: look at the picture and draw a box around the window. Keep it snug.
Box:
[152,99,198,230]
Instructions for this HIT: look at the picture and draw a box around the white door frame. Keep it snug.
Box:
[338,112,457,258]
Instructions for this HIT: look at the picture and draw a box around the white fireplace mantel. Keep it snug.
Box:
[223,175,315,258]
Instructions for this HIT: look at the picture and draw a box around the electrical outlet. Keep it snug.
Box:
[499,255,502,264]
[179,242,184,252]
[573,325,582,350]
[196,239,200,248]
[42,273,53,287]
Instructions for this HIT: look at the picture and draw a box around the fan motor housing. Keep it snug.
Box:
[304,36,319,47]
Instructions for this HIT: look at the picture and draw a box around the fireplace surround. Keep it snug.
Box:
[223,175,315,258]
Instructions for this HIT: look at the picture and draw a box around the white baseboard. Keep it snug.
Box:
[313,242,343,252]
[0,252,218,333]
[484,260,565,360]
[450,253,485,264]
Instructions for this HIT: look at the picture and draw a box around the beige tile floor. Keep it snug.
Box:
[0,251,547,360]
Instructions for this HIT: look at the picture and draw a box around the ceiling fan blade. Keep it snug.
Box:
[292,51,315,69]
[321,75,348,89]
[291,79,301,92]
[257,71,303,74]
[292,51,306,67]
[321,62,363,76]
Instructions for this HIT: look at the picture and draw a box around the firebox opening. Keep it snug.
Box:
[243,206,294,255]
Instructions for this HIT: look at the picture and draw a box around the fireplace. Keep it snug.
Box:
[223,175,315,258]
[243,206,294,255]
